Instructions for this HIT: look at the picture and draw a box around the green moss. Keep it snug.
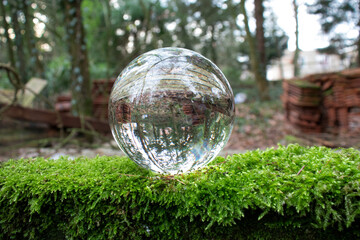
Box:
[289,80,320,89]
[323,88,334,96]
[0,145,359,239]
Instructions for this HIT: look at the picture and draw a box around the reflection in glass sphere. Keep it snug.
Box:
[109,48,235,174]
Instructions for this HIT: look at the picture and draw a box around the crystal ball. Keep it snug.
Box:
[109,48,234,174]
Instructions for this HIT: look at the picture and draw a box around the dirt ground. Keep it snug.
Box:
[1,102,359,162]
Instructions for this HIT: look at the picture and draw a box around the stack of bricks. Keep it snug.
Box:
[55,79,116,120]
[92,79,115,120]
[54,94,72,114]
[282,68,360,135]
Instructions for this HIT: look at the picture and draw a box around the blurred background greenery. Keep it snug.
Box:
[0,0,359,158]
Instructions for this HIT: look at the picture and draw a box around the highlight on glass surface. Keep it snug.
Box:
[109,47,235,174]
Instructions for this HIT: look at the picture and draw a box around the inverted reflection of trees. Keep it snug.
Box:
[111,91,231,172]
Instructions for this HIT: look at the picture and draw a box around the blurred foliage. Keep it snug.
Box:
[44,56,71,95]
[0,0,290,101]
[232,78,283,102]
[307,0,360,66]
[0,72,12,89]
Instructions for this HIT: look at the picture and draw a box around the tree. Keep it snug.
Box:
[0,0,290,108]
[0,0,15,67]
[169,0,196,50]
[64,0,92,119]
[9,1,27,83]
[0,0,45,85]
[23,1,43,78]
[240,0,269,100]
[293,0,300,77]
[189,0,229,64]
[307,0,360,67]
[255,0,266,79]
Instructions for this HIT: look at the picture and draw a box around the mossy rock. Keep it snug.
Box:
[0,144,359,239]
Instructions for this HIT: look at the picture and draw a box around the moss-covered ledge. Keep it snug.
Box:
[0,144,359,239]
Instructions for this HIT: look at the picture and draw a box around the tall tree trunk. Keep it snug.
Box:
[180,22,192,49]
[139,0,152,49]
[210,24,217,65]
[23,1,44,78]
[357,1,360,67]
[101,0,112,79]
[358,33,360,67]
[64,0,92,119]
[254,0,266,79]
[176,0,192,49]
[240,0,269,101]
[0,0,15,67]
[10,2,27,83]
[293,0,300,77]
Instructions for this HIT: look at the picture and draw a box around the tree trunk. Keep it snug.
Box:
[0,0,15,67]
[210,24,218,65]
[177,0,192,49]
[139,0,153,50]
[254,0,266,79]
[101,0,112,79]
[23,1,44,78]
[293,0,300,77]
[358,33,360,67]
[240,0,269,101]
[64,0,92,119]
[357,1,360,67]
[10,2,27,83]
[180,22,192,49]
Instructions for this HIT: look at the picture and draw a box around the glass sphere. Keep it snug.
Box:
[109,48,234,174]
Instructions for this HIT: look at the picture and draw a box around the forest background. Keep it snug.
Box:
[0,0,359,157]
